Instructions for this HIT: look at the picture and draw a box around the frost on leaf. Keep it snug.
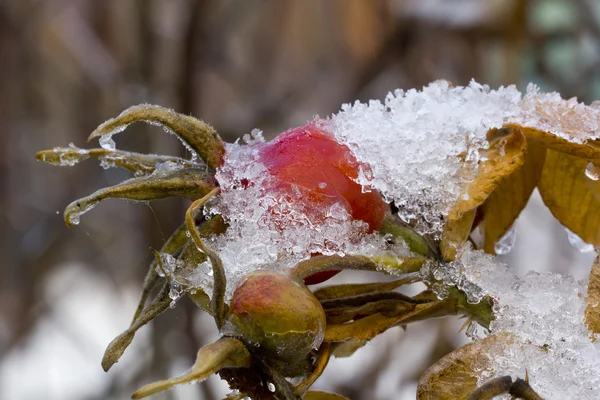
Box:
[511,84,600,145]
[417,333,513,400]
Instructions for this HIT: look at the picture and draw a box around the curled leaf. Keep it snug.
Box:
[102,283,172,371]
[64,167,216,227]
[132,337,251,399]
[481,140,546,254]
[585,250,600,338]
[449,127,527,221]
[89,104,225,169]
[417,333,513,400]
[36,146,192,174]
[185,188,227,327]
[538,149,600,245]
[442,127,527,260]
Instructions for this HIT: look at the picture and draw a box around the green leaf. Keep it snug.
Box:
[36,146,192,174]
[379,215,434,257]
[289,254,427,282]
[64,167,215,227]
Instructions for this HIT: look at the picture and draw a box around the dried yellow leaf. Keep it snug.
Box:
[324,299,456,342]
[417,333,513,400]
[482,140,546,254]
[442,126,527,260]
[538,149,600,245]
[515,125,600,159]
[585,251,600,338]
[441,208,476,261]
[132,337,251,399]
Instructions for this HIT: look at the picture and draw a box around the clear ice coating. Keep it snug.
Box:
[99,134,116,151]
[565,228,595,253]
[203,131,407,299]
[433,245,600,400]
[585,162,600,181]
[493,226,517,255]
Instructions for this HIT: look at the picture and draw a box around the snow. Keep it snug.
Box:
[428,244,600,400]
[328,80,522,235]
[202,130,407,299]
[510,83,600,144]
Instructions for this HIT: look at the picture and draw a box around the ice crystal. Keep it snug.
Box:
[202,131,406,299]
[328,80,522,235]
[511,83,600,144]
[443,245,600,400]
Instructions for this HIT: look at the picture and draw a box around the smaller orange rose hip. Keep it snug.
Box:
[227,271,326,361]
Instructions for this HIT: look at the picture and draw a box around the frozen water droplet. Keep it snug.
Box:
[69,214,80,225]
[267,383,275,392]
[494,226,516,255]
[99,134,116,151]
[565,228,594,253]
[585,162,600,181]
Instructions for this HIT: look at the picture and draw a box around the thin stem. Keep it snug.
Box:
[184,188,227,328]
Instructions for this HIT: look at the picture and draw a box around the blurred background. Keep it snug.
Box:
[1,0,600,399]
